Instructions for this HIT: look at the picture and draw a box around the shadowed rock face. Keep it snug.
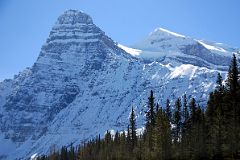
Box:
[56,10,93,25]
[0,10,234,159]
[179,42,231,66]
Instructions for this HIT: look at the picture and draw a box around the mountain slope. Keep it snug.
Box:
[0,10,235,159]
[124,28,239,70]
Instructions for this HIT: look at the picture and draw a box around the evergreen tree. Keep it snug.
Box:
[60,146,68,160]
[153,107,172,160]
[172,98,182,159]
[97,134,101,154]
[145,90,156,151]
[126,125,131,150]
[68,144,75,160]
[146,90,156,127]
[216,72,223,91]
[181,94,189,159]
[114,131,120,145]
[173,98,182,144]
[225,54,240,158]
[165,99,172,122]
[156,103,159,112]
[226,54,239,97]
[183,94,189,122]
[205,73,226,159]
[189,98,197,118]
[184,99,207,159]
[105,130,112,145]
[129,107,137,151]
[119,131,127,159]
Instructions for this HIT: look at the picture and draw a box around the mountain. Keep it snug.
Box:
[120,27,238,70]
[0,10,238,159]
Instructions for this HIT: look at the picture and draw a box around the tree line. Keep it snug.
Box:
[37,54,240,160]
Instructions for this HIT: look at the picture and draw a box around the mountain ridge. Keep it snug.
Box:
[0,10,236,159]
[128,27,239,71]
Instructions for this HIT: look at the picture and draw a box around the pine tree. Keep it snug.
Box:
[189,98,197,119]
[173,98,182,144]
[205,73,226,159]
[193,107,207,159]
[224,54,240,158]
[68,144,75,160]
[114,131,120,145]
[119,131,127,159]
[172,98,182,159]
[153,107,172,160]
[60,146,68,160]
[231,54,240,158]
[146,90,156,127]
[104,130,113,159]
[186,98,197,158]
[105,130,112,145]
[183,98,208,160]
[127,125,131,149]
[129,107,137,151]
[97,134,101,154]
[183,94,189,122]
[165,99,172,122]
[226,54,239,97]
[216,72,223,91]
[156,103,159,112]
[181,94,189,159]
[145,90,156,151]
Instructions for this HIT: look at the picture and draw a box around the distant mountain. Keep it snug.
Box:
[120,27,239,70]
[0,10,238,159]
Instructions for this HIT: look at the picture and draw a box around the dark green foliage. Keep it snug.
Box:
[205,54,240,159]
[129,107,137,151]
[226,54,239,96]
[173,98,182,144]
[172,98,182,159]
[145,90,156,151]
[146,90,156,127]
[165,99,172,122]
[156,103,159,112]
[183,94,189,122]
[206,74,225,159]
[189,98,197,118]
[153,107,172,160]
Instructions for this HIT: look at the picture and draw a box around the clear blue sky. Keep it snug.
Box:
[0,0,239,81]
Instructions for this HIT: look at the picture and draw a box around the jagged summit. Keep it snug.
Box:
[56,9,93,25]
[36,9,129,68]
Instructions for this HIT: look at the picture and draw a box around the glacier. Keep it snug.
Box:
[0,9,239,159]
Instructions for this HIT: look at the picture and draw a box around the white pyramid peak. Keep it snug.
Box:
[150,27,186,38]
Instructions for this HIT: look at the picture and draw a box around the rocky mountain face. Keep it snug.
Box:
[0,10,238,159]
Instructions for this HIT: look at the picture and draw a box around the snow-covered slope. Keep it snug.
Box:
[0,10,237,159]
[124,27,239,70]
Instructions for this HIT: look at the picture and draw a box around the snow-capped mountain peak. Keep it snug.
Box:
[0,10,237,160]
[150,27,186,38]
[129,28,238,70]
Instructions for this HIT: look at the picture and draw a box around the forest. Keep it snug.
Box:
[37,54,240,160]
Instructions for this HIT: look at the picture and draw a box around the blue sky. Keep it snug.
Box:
[0,0,239,80]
